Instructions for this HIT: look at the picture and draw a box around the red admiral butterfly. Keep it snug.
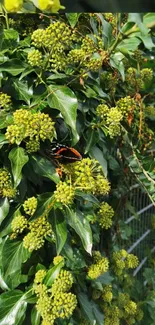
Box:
[46,143,82,164]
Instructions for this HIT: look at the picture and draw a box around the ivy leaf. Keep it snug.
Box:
[13,80,33,105]
[66,208,92,255]
[43,261,64,287]
[78,293,104,325]
[31,306,41,325]
[0,59,26,76]
[30,155,59,184]
[1,239,30,288]
[9,147,29,188]
[54,209,67,255]
[90,145,107,177]
[110,52,125,80]
[0,290,27,325]
[66,13,80,27]
[0,198,9,225]
[47,85,79,145]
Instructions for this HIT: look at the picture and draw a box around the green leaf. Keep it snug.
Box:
[128,13,149,35]
[44,261,64,286]
[31,306,41,325]
[54,209,67,255]
[30,155,59,184]
[66,13,80,27]
[0,114,13,130]
[9,147,29,188]
[95,272,114,285]
[0,59,26,76]
[78,293,104,325]
[0,29,19,51]
[47,85,79,145]
[116,37,141,52]
[1,239,30,288]
[13,80,33,104]
[143,13,155,28]
[90,146,107,177]
[66,208,92,255]
[110,52,125,80]
[0,198,9,225]
[0,290,27,325]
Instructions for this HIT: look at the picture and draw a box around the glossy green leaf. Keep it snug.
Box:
[9,147,29,187]
[0,198,9,225]
[30,155,59,184]
[143,13,155,28]
[0,114,13,130]
[0,290,27,325]
[13,80,33,104]
[110,52,125,80]
[78,293,104,325]
[128,13,149,35]
[90,146,107,177]
[0,59,26,76]
[47,85,79,144]
[54,209,67,255]
[66,208,92,255]
[116,37,141,52]
[2,239,30,288]
[0,29,19,51]
[66,13,80,27]
[31,306,41,325]
[43,261,64,286]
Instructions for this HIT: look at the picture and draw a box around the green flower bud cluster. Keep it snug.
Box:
[23,196,37,216]
[31,29,46,48]
[34,267,77,324]
[5,109,55,148]
[103,13,117,28]
[51,270,74,296]
[101,72,118,96]
[103,304,120,325]
[11,215,28,234]
[26,138,40,153]
[116,96,136,116]
[133,49,143,63]
[88,256,109,279]
[0,168,16,198]
[84,57,103,72]
[112,250,139,275]
[54,181,75,206]
[34,269,47,284]
[106,107,123,137]
[27,49,43,67]
[53,255,64,265]
[144,105,155,118]
[117,293,130,307]
[65,158,111,196]
[95,104,123,138]
[126,67,153,89]
[0,92,12,111]
[23,215,53,252]
[96,104,109,119]
[97,202,114,229]
[124,300,137,315]
[102,285,113,302]
[92,250,102,263]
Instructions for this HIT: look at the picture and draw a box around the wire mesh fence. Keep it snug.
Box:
[119,178,155,280]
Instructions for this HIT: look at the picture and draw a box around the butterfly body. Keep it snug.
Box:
[45,143,82,164]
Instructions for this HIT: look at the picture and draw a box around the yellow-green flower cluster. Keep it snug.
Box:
[103,13,117,28]
[65,158,110,196]
[27,49,43,67]
[144,105,155,118]
[103,304,120,325]
[23,215,53,252]
[11,215,28,234]
[95,104,123,138]
[23,196,37,216]
[116,96,136,116]
[126,67,153,90]
[97,202,114,229]
[124,300,137,315]
[102,285,113,302]
[53,255,64,265]
[54,181,75,206]
[88,256,109,279]
[0,92,12,111]
[5,109,55,150]
[112,250,139,276]
[51,270,74,296]
[34,268,77,324]
[34,269,47,284]
[0,168,16,198]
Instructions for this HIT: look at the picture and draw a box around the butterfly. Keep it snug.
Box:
[45,143,82,164]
